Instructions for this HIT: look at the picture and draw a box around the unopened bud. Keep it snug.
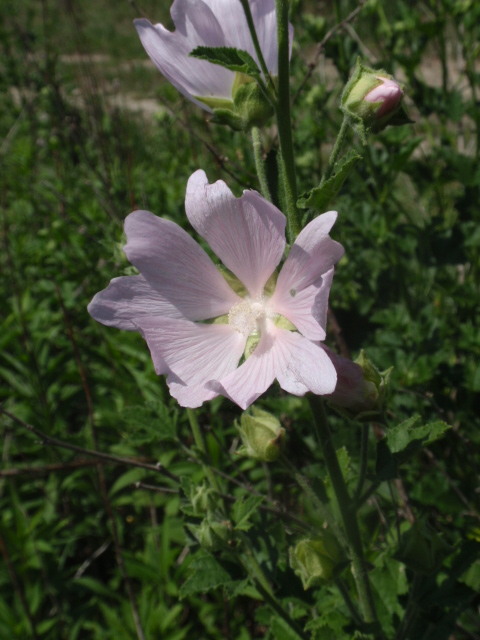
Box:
[289,534,343,589]
[206,73,274,131]
[364,76,403,119]
[324,347,390,418]
[188,518,235,551]
[236,407,285,462]
[189,482,216,516]
[341,59,409,141]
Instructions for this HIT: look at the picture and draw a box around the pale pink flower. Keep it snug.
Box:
[88,170,344,409]
[364,76,403,119]
[134,0,291,111]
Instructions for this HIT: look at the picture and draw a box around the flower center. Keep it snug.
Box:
[228,298,269,337]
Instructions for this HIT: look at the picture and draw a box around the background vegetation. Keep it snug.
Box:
[1,0,479,638]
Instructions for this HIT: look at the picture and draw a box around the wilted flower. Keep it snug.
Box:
[134,0,291,114]
[88,170,344,409]
[324,348,379,415]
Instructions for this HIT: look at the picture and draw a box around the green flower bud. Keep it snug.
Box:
[188,518,235,552]
[354,350,392,410]
[289,535,343,589]
[341,59,410,142]
[189,482,216,516]
[395,521,452,574]
[207,73,274,131]
[236,407,285,462]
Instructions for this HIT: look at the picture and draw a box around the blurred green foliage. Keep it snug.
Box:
[1,0,479,638]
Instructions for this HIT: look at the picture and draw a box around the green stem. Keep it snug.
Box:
[251,126,272,201]
[308,397,379,629]
[353,423,370,503]
[281,454,345,547]
[335,577,363,627]
[322,116,350,184]
[395,573,423,640]
[275,0,300,241]
[238,0,274,93]
[240,535,310,640]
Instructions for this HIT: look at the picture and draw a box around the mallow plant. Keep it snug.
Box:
[83,1,469,638]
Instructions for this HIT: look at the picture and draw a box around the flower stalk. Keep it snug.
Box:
[251,126,272,201]
[321,116,350,185]
[308,396,379,629]
[238,0,276,94]
[275,0,300,241]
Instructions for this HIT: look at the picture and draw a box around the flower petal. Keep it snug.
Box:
[88,275,182,330]
[212,324,336,409]
[248,0,286,73]
[134,12,234,109]
[124,210,240,321]
[273,267,334,341]
[276,332,337,397]
[211,326,279,409]
[186,170,286,298]
[135,316,246,408]
[200,0,292,73]
[271,212,343,338]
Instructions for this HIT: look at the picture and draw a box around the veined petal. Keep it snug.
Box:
[200,0,292,74]
[276,330,337,396]
[272,268,334,341]
[134,14,233,110]
[186,170,286,298]
[275,211,344,292]
[135,316,246,407]
[170,0,225,45]
[211,326,279,409]
[213,323,337,409]
[124,210,240,321]
[271,212,343,336]
[248,0,288,73]
[87,275,182,330]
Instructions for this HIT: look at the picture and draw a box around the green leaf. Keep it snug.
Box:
[297,150,361,210]
[370,556,408,635]
[270,616,305,640]
[386,416,451,454]
[231,495,264,531]
[120,401,177,442]
[180,553,236,597]
[459,559,480,593]
[190,46,261,78]
[74,576,123,600]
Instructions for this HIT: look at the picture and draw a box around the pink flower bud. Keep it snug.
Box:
[364,76,404,119]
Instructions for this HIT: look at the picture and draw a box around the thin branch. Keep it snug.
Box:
[0,406,179,483]
[135,482,311,532]
[0,459,104,477]
[294,1,367,102]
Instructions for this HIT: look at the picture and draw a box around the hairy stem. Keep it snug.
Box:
[239,535,310,640]
[275,0,300,240]
[251,126,272,201]
[238,0,274,92]
[308,397,379,629]
[321,116,350,184]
